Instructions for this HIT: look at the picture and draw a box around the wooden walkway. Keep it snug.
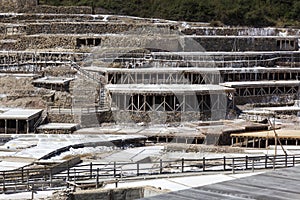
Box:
[144,161,300,200]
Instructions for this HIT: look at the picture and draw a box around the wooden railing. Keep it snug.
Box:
[48,105,109,114]
[0,154,299,194]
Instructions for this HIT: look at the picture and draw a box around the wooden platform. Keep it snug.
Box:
[231,129,300,140]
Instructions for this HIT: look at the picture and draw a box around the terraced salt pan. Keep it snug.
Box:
[0,134,145,171]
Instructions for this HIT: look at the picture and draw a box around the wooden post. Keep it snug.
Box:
[265,155,268,168]
[26,120,29,134]
[137,162,139,176]
[67,165,70,182]
[90,162,93,179]
[73,169,76,184]
[285,154,288,167]
[31,184,34,200]
[252,159,254,172]
[113,162,116,177]
[181,158,184,173]
[4,119,7,134]
[44,166,47,181]
[160,159,163,174]
[49,169,52,188]
[16,119,18,134]
[245,156,248,170]
[27,170,30,191]
[21,167,24,182]
[2,172,5,194]
[223,156,226,171]
[232,158,235,174]
[96,168,99,188]
[115,179,118,188]
[203,157,205,171]
[293,155,295,167]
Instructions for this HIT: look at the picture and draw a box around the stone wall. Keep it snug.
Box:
[48,113,76,123]
[32,5,92,14]
[190,37,299,51]
[0,1,92,14]
[0,0,37,12]
[182,27,300,36]
[25,23,175,35]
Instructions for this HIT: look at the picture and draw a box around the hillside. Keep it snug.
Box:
[40,0,300,27]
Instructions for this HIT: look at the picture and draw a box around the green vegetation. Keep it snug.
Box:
[41,0,300,27]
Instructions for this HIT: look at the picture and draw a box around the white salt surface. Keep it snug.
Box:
[0,134,145,171]
[0,191,53,200]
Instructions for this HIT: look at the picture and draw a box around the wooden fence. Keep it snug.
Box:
[1,154,299,194]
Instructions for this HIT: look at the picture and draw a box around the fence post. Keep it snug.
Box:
[73,169,76,184]
[21,167,24,182]
[49,169,52,188]
[2,172,5,194]
[160,159,163,174]
[285,154,288,167]
[265,155,268,169]
[27,169,30,191]
[203,157,205,172]
[27,171,30,191]
[31,184,35,200]
[245,156,248,170]
[113,162,116,177]
[293,155,295,167]
[96,168,99,188]
[181,158,184,173]
[67,165,70,181]
[273,155,276,170]
[44,166,47,181]
[232,158,235,174]
[137,162,139,176]
[90,162,93,179]
[252,159,254,172]
[223,156,226,171]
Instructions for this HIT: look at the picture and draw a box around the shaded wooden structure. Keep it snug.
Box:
[32,77,74,92]
[0,109,43,134]
[231,129,300,148]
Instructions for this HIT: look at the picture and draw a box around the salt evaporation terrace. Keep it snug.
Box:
[0,0,300,199]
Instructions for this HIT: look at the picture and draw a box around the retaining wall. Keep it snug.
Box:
[70,186,166,200]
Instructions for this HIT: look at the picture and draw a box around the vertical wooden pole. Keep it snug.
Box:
[90,162,93,179]
[245,156,248,170]
[203,157,206,172]
[113,162,116,177]
[21,167,24,182]
[265,155,268,168]
[137,162,139,176]
[223,156,226,171]
[160,159,163,174]
[232,158,235,174]
[96,168,99,188]
[293,155,295,167]
[2,172,5,194]
[49,169,52,188]
[181,158,184,173]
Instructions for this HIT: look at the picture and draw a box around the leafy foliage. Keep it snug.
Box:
[41,0,300,27]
